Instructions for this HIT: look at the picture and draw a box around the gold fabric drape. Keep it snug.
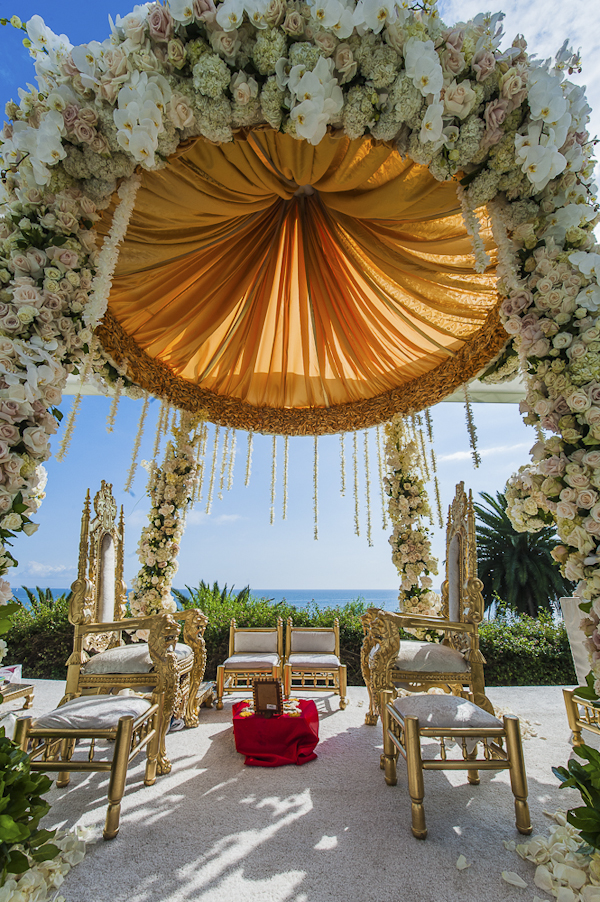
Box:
[98,130,506,435]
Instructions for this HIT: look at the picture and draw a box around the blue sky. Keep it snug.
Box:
[0,0,598,594]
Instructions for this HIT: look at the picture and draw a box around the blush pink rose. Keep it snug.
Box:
[472,49,496,81]
[148,3,173,41]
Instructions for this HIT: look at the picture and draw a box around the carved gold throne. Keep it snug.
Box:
[361,481,492,725]
[64,481,212,774]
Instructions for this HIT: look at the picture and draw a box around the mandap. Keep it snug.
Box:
[0,1,599,688]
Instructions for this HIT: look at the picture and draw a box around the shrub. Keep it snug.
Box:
[479,608,576,686]
[174,582,367,685]
[4,584,578,688]
[4,589,72,681]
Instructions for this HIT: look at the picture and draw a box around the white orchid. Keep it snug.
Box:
[310,0,344,29]
[569,252,600,282]
[576,284,600,312]
[420,101,444,144]
[404,38,443,97]
[544,204,596,243]
[354,0,397,34]
[331,9,354,39]
[26,14,72,55]
[528,70,568,124]
[520,142,566,190]
[168,0,196,24]
[216,0,246,32]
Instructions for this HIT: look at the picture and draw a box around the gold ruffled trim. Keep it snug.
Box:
[96,304,508,436]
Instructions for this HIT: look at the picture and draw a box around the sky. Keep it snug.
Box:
[0,0,599,595]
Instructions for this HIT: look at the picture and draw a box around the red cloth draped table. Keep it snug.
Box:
[232,700,319,767]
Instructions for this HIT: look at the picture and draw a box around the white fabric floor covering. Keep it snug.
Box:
[4,680,587,902]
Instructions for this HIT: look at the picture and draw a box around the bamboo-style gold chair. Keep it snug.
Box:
[216,618,284,709]
[380,689,531,839]
[15,673,164,840]
[361,482,492,725]
[64,481,212,774]
[283,618,347,708]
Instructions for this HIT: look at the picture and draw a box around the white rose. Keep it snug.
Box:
[1,512,22,530]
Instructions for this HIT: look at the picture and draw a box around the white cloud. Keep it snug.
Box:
[438,442,531,463]
[18,561,75,577]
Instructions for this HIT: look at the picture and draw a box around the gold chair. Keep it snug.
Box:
[361,482,492,725]
[64,481,212,774]
[216,618,283,709]
[283,618,347,709]
[14,686,163,840]
[381,689,532,839]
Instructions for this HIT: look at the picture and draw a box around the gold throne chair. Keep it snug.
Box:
[361,481,492,725]
[64,481,212,774]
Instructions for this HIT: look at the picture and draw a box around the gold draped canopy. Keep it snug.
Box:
[97,129,506,435]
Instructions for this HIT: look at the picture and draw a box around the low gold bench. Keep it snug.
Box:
[15,693,162,840]
[381,690,532,839]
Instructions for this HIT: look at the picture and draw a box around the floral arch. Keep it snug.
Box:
[0,0,599,685]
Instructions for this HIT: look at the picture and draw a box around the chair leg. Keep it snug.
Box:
[404,715,427,839]
[104,716,134,841]
[381,691,397,786]
[504,715,532,836]
[466,744,480,785]
[339,666,347,709]
[13,716,30,751]
[283,663,291,698]
[57,738,76,787]
[563,688,584,747]
[145,699,163,787]
[216,666,225,710]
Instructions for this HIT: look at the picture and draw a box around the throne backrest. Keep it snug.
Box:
[442,482,481,623]
[70,481,127,639]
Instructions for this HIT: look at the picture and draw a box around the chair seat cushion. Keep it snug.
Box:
[223,653,280,671]
[394,640,469,673]
[392,694,502,729]
[287,653,341,669]
[82,642,192,675]
[33,694,153,731]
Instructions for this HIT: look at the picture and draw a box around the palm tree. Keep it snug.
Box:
[474,491,574,616]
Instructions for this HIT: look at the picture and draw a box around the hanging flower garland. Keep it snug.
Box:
[0,0,596,668]
[384,413,440,617]
[129,411,204,620]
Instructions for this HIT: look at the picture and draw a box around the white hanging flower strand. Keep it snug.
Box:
[205,423,220,515]
[353,431,360,537]
[151,400,167,462]
[376,424,388,531]
[313,435,318,541]
[463,384,481,468]
[364,430,373,547]
[270,434,277,525]
[283,435,289,520]
[105,377,123,433]
[245,430,253,487]
[227,430,236,491]
[456,184,491,274]
[56,342,97,462]
[84,174,142,329]
[340,432,346,497]
[124,394,150,492]
[218,426,230,501]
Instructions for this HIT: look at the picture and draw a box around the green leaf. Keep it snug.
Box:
[0,814,29,842]
[30,843,60,863]
[6,849,30,874]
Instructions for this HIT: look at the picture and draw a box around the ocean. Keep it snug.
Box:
[11,587,399,611]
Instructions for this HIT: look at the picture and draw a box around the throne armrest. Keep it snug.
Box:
[392,614,477,635]
[173,609,209,651]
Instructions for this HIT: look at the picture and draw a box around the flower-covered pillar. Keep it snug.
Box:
[129,411,204,620]
[384,414,441,618]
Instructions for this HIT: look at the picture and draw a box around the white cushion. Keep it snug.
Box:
[234,631,278,653]
[223,653,279,671]
[290,630,336,653]
[560,596,590,686]
[287,653,341,669]
[395,640,468,673]
[392,694,502,729]
[82,642,192,675]
[33,695,152,731]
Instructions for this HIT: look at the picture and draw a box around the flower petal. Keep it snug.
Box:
[502,871,528,888]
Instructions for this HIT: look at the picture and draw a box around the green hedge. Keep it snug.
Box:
[5,584,578,688]
[479,610,576,686]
